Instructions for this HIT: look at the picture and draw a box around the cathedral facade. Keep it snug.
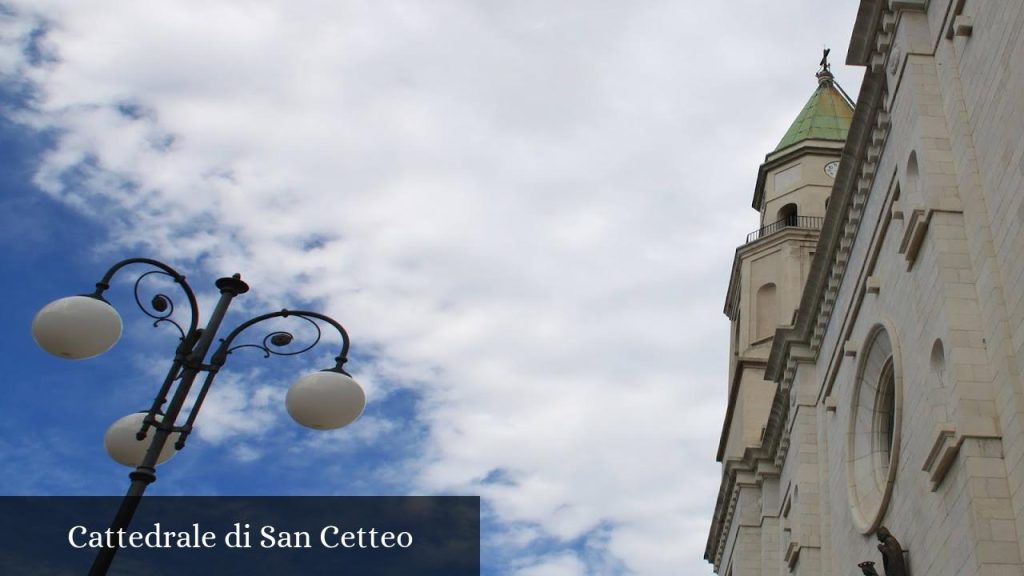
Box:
[706,1,1024,575]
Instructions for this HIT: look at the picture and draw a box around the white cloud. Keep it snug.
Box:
[1,0,864,573]
[514,552,586,576]
[191,372,280,445]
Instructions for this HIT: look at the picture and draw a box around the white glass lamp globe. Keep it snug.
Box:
[105,412,179,467]
[32,296,122,360]
[286,371,366,430]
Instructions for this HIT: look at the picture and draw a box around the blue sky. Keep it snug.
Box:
[0,2,864,574]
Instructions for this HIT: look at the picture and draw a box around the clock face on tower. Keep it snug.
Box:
[824,160,840,178]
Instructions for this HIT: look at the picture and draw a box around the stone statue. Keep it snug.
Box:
[876,526,907,576]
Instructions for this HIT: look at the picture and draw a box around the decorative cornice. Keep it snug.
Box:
[759,71,890,482]
[750,0,921,548]
[704,441,781,568]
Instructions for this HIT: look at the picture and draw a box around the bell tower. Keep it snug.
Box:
[716,57,853,465]
[707,54,854,575]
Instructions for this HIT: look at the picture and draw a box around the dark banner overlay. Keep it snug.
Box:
[0,496,479,575]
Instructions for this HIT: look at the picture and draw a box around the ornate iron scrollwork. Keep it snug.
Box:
[224,313,324,359]
[132,269,187,339]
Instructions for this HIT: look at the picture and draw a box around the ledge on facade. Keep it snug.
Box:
[922,425,958,491]
[745,216,824,244]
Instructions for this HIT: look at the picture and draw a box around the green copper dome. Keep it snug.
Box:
[774,72,854,152]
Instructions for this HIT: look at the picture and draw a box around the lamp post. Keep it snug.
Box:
[31,257,366,575]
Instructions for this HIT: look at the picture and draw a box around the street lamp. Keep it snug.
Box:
[32,257,366,575]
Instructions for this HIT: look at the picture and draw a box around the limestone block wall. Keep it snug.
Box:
[942,0,1024,551]
[778,404,824,576]
[800,2,1024,576]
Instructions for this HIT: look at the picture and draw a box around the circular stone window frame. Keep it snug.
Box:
[846,321,903,534]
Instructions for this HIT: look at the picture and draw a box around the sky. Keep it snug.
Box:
[0,1,865,574]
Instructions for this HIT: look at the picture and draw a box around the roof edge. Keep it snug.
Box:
[848,0,886,65]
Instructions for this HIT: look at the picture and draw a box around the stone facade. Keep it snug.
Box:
[706,1,1024,575]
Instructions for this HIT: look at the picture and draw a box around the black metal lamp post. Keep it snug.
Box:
[31,257,366,575]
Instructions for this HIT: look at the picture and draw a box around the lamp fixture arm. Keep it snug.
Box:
[89,257,202,340]
[84,258,202,439]
[171,308,352,450]
[209,309,352,372]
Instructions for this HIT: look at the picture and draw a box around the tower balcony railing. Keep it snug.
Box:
[745,216,824,244]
